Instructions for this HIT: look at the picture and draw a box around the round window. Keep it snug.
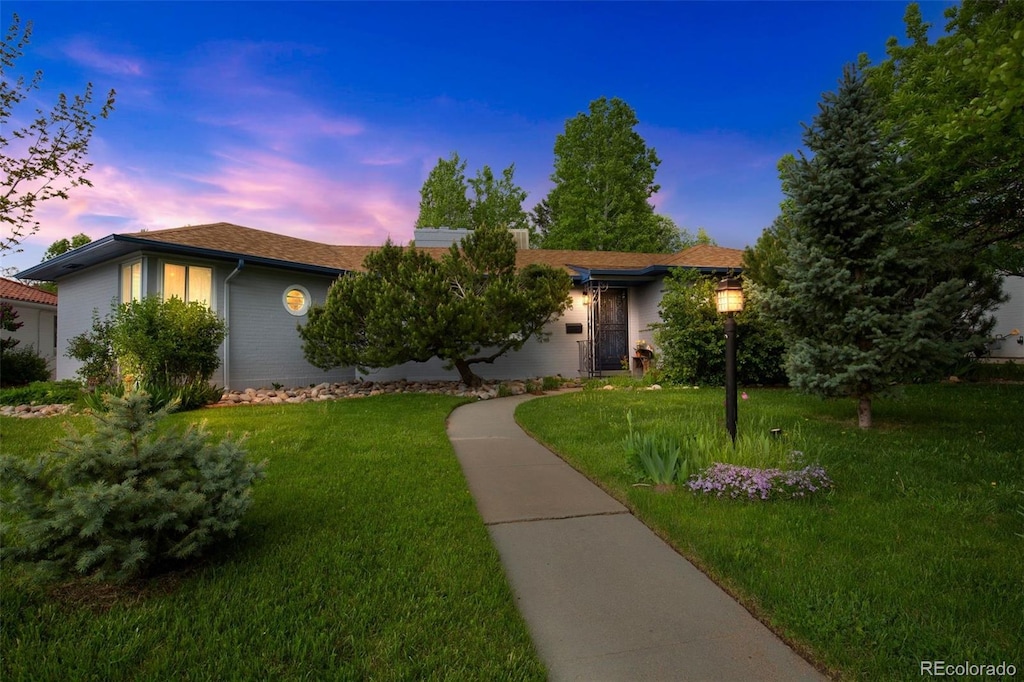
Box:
[283,285,310,316]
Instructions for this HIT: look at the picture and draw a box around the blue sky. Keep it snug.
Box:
[3,1,955,274]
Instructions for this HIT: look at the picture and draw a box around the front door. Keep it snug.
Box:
[597,289,628,371]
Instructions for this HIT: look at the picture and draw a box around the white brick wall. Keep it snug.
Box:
[224,265,354,388]
[55,262,122,381]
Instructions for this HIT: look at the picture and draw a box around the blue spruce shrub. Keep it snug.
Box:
[0,391,266,582]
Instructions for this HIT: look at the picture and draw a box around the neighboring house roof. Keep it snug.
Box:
[0,277,58,307]
[15,222,744,282]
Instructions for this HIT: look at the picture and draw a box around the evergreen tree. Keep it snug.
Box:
[541,97,664,252]
[300,223,571,387]
[415,152,472,229]
[770,65,993,429]
[1,391,264,582]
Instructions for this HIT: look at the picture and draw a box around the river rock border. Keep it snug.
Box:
[0,378,582,419]
[214,378,581,406]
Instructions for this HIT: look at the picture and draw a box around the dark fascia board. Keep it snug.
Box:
[16,234,349,281]
[575,263,741,283]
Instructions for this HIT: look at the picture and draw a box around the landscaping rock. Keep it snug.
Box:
[1,377,581,418]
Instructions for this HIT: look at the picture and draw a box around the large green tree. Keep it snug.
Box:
[541,97,667,252]
[42,232,91,260]
[1,14,115,253]
[770,65,992,429]
[300,223,571,387]
[868,1,1024,275]
[416,153,530,237]
[468,164,529,233]
[415,152,472,230]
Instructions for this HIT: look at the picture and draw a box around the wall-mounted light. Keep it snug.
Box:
[582,292,590,306]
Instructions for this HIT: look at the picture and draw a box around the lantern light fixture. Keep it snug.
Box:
[715,278,745,315]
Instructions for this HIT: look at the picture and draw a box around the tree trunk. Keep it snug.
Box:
[858,395,872,429]
[452,358,483,388]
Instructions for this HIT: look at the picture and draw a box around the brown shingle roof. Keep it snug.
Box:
[124,222,346,270]
[664,244,745,269]
[123,223,743,274]
[0,277,58,306]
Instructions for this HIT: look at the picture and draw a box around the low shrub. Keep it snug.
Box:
[0,390,265,582]
[66,297,227,406]
[541,375,562,391]
[653,270,788,386]
[0,346,50,387]
[80,380,222,413]
[966,361,1024,382]
[0,380,82,406]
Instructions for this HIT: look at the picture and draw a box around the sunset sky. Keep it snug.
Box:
[3,1,955,276]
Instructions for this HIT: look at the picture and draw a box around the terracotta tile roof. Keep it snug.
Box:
[122,223,743,274]
[0,277,58,306]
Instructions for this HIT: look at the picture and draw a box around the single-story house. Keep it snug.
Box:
[1,277,59,379]
[15,222,744,388]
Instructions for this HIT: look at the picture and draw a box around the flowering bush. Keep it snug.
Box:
[688,462,833,501]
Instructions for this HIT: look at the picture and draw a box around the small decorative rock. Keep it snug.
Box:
[2,377,584,419]
[212,377,581,408]
[0,403,72,419]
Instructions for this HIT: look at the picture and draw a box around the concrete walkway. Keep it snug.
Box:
[448,394,825,682]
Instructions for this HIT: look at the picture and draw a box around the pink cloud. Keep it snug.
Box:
[62,39,144,76]
[8,147,420,276]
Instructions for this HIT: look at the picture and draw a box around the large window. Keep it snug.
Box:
[121,261,142,303]
[163,263,212,307]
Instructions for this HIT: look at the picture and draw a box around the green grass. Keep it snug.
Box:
[1,395,545,681]
[515,384,1024,680]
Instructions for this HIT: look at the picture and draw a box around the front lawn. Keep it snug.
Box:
[1,395,544,681]
[515,384,1024,680]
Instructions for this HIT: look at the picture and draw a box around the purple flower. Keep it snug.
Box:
[688,463,833,501]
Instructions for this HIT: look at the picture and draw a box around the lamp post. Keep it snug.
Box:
[715,278,744,443]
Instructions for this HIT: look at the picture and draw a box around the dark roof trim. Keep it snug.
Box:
[576,263,741,283]
[16,234,348,281]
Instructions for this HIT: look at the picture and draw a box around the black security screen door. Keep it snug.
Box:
[597,289,628,371]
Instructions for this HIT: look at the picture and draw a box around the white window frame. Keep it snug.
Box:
[282,284,311,317]
[120,260,143,303]
[160,260,215,309]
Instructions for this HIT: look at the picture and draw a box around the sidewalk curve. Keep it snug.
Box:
[448,393,825,682]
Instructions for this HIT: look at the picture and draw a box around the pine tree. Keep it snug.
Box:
[0,391,265,581]
[300,223,571,387]
[771,65,992,428]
